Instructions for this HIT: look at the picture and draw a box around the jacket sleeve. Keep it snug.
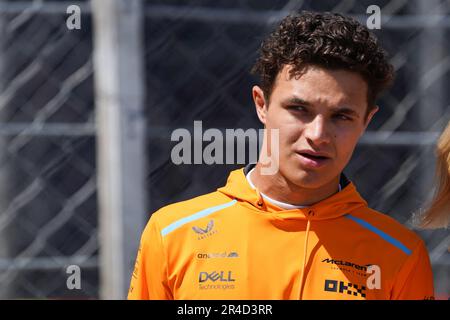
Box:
[390,239,435,300]
[127,214,173,300]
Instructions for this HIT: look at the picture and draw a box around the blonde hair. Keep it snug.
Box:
[420,121,450,229]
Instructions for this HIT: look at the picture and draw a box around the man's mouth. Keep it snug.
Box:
[296,151,332,168]
[299,153,329,160]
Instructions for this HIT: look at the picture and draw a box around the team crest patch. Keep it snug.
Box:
[192,220,218,239]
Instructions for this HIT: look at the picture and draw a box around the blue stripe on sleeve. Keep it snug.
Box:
[161,199,237,237]
[345,214,412,255]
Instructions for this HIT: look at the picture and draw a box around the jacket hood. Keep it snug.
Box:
[217,166,368,221]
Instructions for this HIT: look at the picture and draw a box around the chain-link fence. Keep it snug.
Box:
[0,0,448,299]
[0,0,96,298]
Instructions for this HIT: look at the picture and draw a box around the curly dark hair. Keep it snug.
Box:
[251,11,395,113]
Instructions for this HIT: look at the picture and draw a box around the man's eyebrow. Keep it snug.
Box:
[283,97,312,106]
[331,107,360,117]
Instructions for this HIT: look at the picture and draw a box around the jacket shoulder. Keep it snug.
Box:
[149,191,235,230]
[349,208,425,253]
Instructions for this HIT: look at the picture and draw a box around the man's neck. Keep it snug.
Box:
[251,163,341,207]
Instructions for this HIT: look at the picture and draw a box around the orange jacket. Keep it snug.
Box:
[128,166,434,300]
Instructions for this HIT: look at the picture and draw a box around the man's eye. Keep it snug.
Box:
[334,114,352,121]
[289,105,307,112]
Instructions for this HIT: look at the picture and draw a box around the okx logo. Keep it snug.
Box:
[324,279,366,298]
[199,271,235,283]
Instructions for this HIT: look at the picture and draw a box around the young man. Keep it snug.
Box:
[128,11,434,300]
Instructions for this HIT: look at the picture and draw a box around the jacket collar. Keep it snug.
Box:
[217,165,367,221]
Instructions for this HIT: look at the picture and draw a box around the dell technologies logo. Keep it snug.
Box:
[199,271,235,283]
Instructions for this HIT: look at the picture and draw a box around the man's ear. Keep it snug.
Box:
[363,105,379,132]
[252,85,268,125]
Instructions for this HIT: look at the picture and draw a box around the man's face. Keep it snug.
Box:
[253,64,377,189]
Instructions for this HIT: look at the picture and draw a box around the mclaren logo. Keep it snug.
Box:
[192,220,218,239]
[321,258,371,272]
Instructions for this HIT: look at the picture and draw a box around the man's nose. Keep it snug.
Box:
[304,116,331,145]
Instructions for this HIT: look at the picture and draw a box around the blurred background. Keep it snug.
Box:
[0,0,448,299]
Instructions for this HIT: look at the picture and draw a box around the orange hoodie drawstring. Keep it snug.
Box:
[255,188,264,208]
[299,219,311,299]
[253,186,311,299]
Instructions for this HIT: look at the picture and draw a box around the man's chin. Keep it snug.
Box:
[283,168,333,190]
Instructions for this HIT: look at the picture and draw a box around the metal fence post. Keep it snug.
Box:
[415,0,446,179]
[92,0,147,299]
[0,0,13,299]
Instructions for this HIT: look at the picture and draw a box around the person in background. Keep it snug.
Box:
[420,121,450,229]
